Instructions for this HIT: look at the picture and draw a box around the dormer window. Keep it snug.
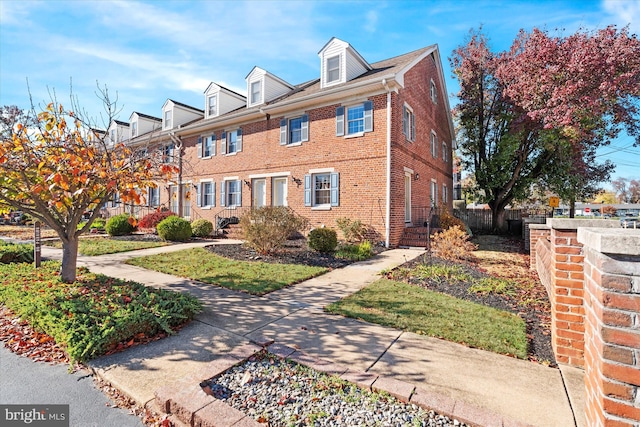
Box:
[164,110,172,129]
[110,129,116,142]
[250,81,262,105]
[207,95,217,116]
[326,55,340,83]
[131,121,138,138]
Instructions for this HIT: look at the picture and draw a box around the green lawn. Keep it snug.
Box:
[0,261,201,363]
[126,247,328,295]
[326,278,527,358]
[47,236,169,256]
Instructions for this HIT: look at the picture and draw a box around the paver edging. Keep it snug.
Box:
[152,342,522,427]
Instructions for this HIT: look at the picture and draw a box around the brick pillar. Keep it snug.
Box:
[529,224,550,271]
[579,228,640,427]
[550,226,586,367]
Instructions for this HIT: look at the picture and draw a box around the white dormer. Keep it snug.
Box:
[162,99,204,130]
[106,120,130,145]
[245,67,294,108]
[129,112,162,139]
[318,37,372,89]
[204,83,247,119]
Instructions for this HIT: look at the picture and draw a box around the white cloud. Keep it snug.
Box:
[603,0,640,32]
[364,10,378,33]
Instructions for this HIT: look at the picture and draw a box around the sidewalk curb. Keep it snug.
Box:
[149,342,536,427]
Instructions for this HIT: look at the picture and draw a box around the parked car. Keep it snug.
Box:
[620,217,639,228]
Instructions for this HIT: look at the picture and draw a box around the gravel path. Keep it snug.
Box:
[204,352,468,427]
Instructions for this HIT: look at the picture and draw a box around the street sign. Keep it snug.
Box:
[585,207,591,213]
[548,197,559,208]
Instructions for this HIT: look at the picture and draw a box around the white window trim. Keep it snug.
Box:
[326,54,341,85]
[404,166,414,174]
[200,179,215,209]
[430,79,438,104]
[164,110,172,130]
[403,103,415,142]
[250,80,262,105]
[248,171,291,179]
[430,130,438,158]
[207,94,218,117]
[308,167,335,174]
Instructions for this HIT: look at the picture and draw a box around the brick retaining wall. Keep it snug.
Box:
[531,220,639,426]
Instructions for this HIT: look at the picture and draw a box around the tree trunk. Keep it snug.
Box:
[60,236,79,283]
[491,205,508,234]
[569,197,576,218]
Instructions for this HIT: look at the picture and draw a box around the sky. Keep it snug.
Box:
[1,0,639,186]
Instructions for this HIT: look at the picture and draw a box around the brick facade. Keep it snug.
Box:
[106,42,454,247]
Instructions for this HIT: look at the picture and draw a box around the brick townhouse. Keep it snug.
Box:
[105,37,455,247]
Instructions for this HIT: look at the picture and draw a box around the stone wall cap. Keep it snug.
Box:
[547,218,621,230]
[577,227,640,255]
[529,224,550,230]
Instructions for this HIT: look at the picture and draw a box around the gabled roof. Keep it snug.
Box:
[204,82,246,99]
[132,112,162,122]
[163,99,204,114]
[113,120,129,127]
[318,37,372,71]
[245,66,294,89]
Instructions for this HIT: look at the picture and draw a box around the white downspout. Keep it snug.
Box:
[383,80,391,248]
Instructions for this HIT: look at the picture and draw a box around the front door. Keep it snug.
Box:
[404,173,411,223]
[273,177,287,206]
[253,179,266,208]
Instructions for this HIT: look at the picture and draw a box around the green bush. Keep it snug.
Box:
[335,240,374,261]
[191,219,213,238]
[308,228,338,253]
[0,243,34,264]
[0,261,202,362]
[335,217,367,243]
[240,206,309,255]
[91,218,106,231]
[157,216,192,241]
[105,214,135,236]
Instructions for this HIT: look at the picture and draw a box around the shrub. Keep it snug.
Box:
[139,210,176,230]
[240,206,309,255]
[431,225,477,262]
[105,214,136,236]
[438,207,467,231]
[308,228,338,253]
[157,216,192,241]
[91,218,106,231]
[336,240,374,261]
[0,243,34,264]
[335,217,367,243]
[191,219,213,238]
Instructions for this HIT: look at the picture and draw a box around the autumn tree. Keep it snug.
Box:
[451,26,640,231]
[0,89,175,282]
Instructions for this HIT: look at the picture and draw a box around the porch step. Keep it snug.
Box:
[219,223,244,240]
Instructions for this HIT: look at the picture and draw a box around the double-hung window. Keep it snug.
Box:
[336,101,373,136]
[131,122,138,138]
[442,184,448,204]
[148,187,160,207]
[442,142,448,162]
[304,172,339,208]
[162,143,175,163]
[430,79,438,104]
[402,104,415,141]
[197,181,215,208]
[431,180,437,208]
[164,110,172,129]
[430,131,438,158]
[280,115,309,145]
[198,134,216,158]
[220,180,242,207]
[208,95,217,116]
[251,81,261,105]
[221,129,242,154]
[326,55,340,83]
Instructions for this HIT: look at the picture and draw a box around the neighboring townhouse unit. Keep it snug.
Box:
[108,37,455,248]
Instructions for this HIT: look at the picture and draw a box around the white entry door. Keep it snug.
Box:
[404,173,411,223]
[253,179,266,208]
[273,177,288,206]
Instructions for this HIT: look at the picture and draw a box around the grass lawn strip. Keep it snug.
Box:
[0,261,202,363]
[326,278,527,359]
[126,247,327,295]
[46,236,169,256]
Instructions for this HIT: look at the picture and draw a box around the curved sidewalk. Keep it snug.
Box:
[37,241,582,427]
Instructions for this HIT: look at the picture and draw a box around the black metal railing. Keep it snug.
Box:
[213,206,249,233]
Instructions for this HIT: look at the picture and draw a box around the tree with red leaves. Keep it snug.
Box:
[452,26,639,230]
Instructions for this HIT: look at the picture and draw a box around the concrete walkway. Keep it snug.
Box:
[38,241,584,427]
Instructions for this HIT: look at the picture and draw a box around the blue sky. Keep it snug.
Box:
[1,0,638,185]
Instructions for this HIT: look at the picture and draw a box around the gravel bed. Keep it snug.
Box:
[203,352,468,427]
